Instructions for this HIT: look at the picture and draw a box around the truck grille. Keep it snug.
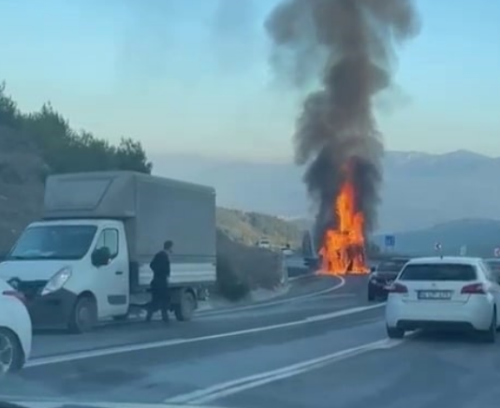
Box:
[16,280,47,301]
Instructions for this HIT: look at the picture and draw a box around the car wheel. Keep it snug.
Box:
[368,291,375,302]
[0,328,24,376]
[367,285,376,302]
[386,326,405,339]
[482,308,497,343]
[68,295,97,334]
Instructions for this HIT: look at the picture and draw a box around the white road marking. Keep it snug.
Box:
[26,301,385,368]
[288,273,313,282]
[200,275,346,316]
[165,338,402,404]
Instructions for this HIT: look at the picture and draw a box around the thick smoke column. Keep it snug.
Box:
[266,0,420,245]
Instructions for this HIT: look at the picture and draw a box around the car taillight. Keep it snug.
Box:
[461,283,486,294]
[3,290,26,304]
[387,282,408,294]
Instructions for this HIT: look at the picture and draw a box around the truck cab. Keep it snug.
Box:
[0,219,130,332]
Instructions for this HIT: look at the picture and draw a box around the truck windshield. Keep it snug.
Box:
[8,225,97,261]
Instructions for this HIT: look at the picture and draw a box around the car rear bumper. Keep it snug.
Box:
[368,280,390,296]
[385,296,494,331]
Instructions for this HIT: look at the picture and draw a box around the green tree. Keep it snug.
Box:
[0,82,152,175]
[0,82,20,128]
[114,137,152,174]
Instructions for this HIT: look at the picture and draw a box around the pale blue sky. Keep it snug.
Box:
[0,0,499,161]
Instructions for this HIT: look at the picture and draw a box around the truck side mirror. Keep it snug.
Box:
[370,266,376,273]
[91,247,111,267]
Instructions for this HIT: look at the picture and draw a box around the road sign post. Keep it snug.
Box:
[435,242,443,258]
[384,235,395,253]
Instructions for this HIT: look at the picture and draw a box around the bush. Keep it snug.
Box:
[215,252,250,301]
[215,229,283,301]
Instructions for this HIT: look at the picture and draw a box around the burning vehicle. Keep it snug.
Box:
[267,0,419,277]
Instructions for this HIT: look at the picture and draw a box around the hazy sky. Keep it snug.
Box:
[1,0,499,162]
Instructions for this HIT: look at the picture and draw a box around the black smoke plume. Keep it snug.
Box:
[265,0,420,248]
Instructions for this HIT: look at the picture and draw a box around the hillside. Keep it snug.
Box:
[216,208,302,249]
[151,150,500,233]
[372,218,500,258]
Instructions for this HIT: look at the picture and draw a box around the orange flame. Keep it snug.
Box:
[318,179,369,275]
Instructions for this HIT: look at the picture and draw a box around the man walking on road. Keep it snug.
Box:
[146,240,173,323]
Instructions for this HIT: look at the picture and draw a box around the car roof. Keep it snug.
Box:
[405,256,483,266]
[386,257,410,262]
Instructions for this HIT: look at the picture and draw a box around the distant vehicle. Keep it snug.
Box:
[302,228,319,270]
[256,239,271,249]
[368,257,410,301]
[281,244,293,257]
[0,278,31,375]
[484,258,500,279]
[0,171,217,333]
[385,256,500,342]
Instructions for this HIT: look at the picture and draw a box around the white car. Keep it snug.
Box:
[0,278,32,374]
[257,239,271,249]
[385,256,500,342]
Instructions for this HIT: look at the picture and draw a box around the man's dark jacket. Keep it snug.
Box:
[150,250,170,289]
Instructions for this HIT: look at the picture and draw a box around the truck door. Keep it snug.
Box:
[93,227,129,317]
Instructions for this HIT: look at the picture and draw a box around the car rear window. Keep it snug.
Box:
[377,260,409,272]
[399,263,477,281]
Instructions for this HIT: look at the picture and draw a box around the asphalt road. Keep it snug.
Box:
[2,273,500,408]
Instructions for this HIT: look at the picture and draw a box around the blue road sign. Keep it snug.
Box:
[385,235,395,248]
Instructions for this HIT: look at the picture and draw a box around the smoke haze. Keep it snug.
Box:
[265,0,420,243]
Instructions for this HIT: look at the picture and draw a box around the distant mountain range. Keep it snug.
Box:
[372,218,500,258]
[151,149,500,234]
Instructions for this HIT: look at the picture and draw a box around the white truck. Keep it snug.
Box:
[0,171,217,333]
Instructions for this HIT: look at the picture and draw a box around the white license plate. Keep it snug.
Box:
[418,290,452,300]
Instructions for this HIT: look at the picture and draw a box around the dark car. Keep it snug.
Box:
[484,258,500,281]
[368,257,410,301]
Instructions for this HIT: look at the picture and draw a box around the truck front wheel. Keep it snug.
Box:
[68,295,97,334]
[174,291,196,322]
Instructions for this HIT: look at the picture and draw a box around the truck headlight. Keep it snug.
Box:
[41,266,72,296]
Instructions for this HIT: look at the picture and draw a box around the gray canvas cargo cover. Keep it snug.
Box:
[43,171,216,265]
